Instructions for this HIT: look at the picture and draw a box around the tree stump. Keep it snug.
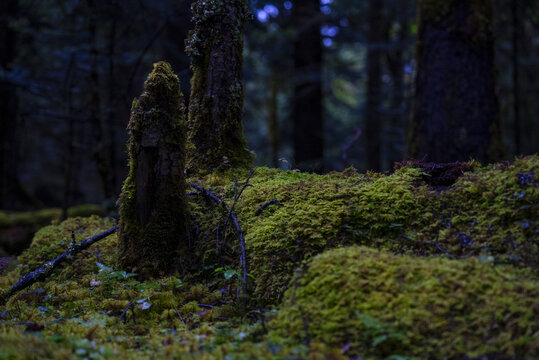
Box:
[118,62,188,278]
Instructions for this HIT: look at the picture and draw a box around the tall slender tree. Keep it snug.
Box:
[408,0,504,163]
[186,0,253,173]
[365,0,383,171]
[292,0,323,172]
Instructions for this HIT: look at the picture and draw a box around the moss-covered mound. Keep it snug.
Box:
[0,204,107,256]
[0,217,342,359]
[188,155,538,303]
[273,246,539,359]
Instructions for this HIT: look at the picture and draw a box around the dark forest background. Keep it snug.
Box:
[1,0,538,211]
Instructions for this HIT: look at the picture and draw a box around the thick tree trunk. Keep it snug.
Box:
[292,0,323,172]
[186,0,253,173]
[119,62,189,278]
[408,0,504,163]
[0,0,19,210]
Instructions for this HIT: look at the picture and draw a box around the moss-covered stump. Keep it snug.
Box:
[119,62,189,278]
[273,246,539,359]
[0,204,106,256]
[185,0,253,173]
[187,156,538,303]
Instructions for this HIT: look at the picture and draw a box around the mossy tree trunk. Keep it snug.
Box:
[119,62,189,278]
[292,0,323,172]
[185,0,253,173]
[408,0,504,163]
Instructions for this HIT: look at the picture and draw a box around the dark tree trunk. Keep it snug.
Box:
[292,0,323,172]
[268,69,280,168]
[365,0,383,172]
[385,2,409,169]
[186,0,253,173]
[0,0,28,210]
[408,0,504,163]
[511,0,520,155]
[87,0,114,201]
[119,62,189,278]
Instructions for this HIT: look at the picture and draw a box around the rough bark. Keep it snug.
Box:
[118,62,189,278]
[185,0,253,173]
[292,0,323,172]
[408,0,504,163]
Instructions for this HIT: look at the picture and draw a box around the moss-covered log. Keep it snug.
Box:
[273,246,538,358]
[118,62,189,278]
[185,0,253,173]
[408,0,504,163]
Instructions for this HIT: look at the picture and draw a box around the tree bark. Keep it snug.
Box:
[186,0,253,173]
[118,62,189,278]
[408,0,504,163]
[292,0,323,172]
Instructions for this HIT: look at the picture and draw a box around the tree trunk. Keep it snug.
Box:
[408,0,504,163]
[511,0,520,155]
[292,0,323,173]
[0,0,22,210]
[87,0,114,201]
[268,69,280,168]
[119,62,189,278]
[186,0,253,173]
[365,0,383,172]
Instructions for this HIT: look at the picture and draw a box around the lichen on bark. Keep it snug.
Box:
[118,61,189,278]
[185,0,253,173]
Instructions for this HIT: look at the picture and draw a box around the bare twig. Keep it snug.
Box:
[173,306,186,325]
[188,182,249,307]
[8,225,119,297]
[399,234,450,255]
[120,300,133,323]
[255,199,278,215]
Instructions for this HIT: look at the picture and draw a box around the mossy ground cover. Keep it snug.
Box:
[0,156,538,359]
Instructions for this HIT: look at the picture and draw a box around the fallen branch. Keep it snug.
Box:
[255,199,278,216]
[8,225,119,297]
[188,182,248,307]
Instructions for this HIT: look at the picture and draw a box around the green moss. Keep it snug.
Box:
[273,246,539,358]
[184,156,539,303]
[0,205,107,256]
[118,61,189,278]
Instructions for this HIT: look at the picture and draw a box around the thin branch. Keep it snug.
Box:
[173,306,186,325]
[188,183,248,307]
[7,225,119,297]
[399,234,450,255]
[255,199,278,216]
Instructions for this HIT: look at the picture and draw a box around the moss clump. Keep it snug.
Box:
[185,0,253,173]
[0,204,106,256]
[273,246,539,359]
[188,156,538,303]
[118,61,189,278]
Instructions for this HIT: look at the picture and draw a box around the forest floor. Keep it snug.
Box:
[0,156,538,359]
